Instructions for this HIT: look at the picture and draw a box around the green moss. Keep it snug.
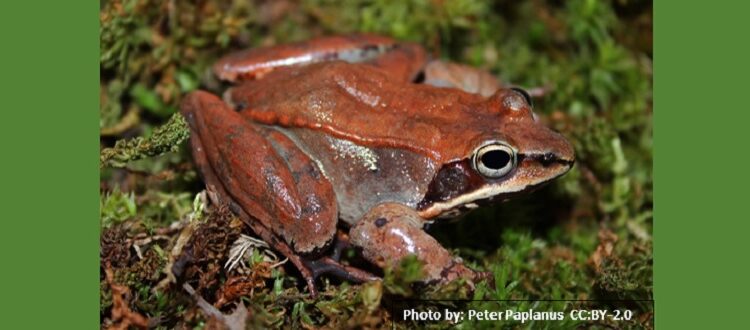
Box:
[100,112,189,168]
[100,188,136,227]
[383,255,425,297]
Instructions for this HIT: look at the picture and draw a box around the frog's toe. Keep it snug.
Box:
[303,256,379,284]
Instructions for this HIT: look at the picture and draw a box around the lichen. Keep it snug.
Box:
[100,112,189,168]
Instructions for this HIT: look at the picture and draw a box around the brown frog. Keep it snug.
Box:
[180,34,574,296]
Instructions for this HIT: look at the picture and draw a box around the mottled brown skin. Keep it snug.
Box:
[180,34,575,296]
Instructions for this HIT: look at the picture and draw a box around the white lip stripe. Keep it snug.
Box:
[464,203,479,209]
[419,159,572,219]
[420,184,528,217]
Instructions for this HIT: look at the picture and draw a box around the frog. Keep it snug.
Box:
[180,34,574,296]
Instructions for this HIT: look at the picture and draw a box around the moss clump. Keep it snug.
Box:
[100,113,189,168]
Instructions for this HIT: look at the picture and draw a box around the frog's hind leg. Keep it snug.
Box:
[181,90,341,296]
[214,34,398,82]
[227,201,322,296]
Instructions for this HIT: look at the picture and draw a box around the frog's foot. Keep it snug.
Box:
[223,200,322,297]
[422,60,502,97]
[230,198,376,298]
[300,231,380,286]
[211,194,376,297]
[303,256,379,284]
[421,60,550,100]
[349,203,487,287]
[329,230,351,262]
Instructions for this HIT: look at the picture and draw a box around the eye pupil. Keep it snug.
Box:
[481,150,511,170]
[473,143,516,178]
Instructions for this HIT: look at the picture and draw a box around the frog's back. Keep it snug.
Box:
[227,61,502,162]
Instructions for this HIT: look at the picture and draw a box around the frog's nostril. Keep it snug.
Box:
[540,153,555,166]
[234,101,248,111]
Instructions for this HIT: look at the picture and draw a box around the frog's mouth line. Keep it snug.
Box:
[418,177,557,220]
[417,153,573,220]
[418,181,532,220]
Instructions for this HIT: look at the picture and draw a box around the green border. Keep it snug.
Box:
[655,1,750,328]
[0,1,99,327]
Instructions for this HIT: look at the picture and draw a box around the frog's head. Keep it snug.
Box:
[417,88,575,220]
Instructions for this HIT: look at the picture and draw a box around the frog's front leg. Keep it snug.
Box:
[349,203,489,285]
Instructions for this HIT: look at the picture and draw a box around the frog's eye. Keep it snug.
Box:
[510,87,533,108]
[473,143,516,178]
